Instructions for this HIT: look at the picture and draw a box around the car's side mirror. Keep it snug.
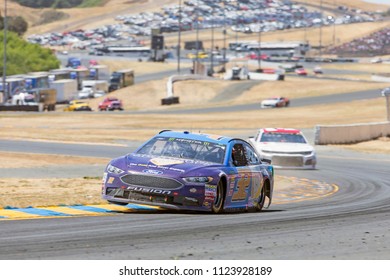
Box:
[262,158,271,164]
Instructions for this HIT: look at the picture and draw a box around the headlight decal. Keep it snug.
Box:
[183,177,213,183]
[107,164,125,174]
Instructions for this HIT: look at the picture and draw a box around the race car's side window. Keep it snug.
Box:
[231,143,248,167]
[244,144,260,165]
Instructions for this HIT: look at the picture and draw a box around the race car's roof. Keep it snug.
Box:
[158,130,233,145]
[261,128,301,134]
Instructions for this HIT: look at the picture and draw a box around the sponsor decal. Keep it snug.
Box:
[169,167,185,173]
[184,197,198,202]
[205,190,216,197]
[126,186,171,195]
[205,184,217,189]
[102,172,107,183]
[107,177,115,184]
[189,188,197,193]
[203,201,210,207]
[150,158,184,166]
[142,169,163,175]
[176,138,203,145]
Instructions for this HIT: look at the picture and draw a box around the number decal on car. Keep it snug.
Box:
[232,174,250,201]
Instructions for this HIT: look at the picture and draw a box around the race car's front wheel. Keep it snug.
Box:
[212,180,225,214]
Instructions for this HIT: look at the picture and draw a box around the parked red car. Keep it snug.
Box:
[295,68,308,76]
[98,97,123,111]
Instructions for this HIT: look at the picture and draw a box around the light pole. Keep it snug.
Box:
[177,0,182,74]
[195,0,199,66]
[2,0,7,104]
[210,7,214,76]
[257,18,261,70]
[222,3,226,68]
[235,1,239,57]
[333,0,336,46]
[382,88,390,121]
[319,0,323,58]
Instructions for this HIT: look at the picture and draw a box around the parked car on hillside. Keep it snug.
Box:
[313,66,323,74]
[295,68,308,75]
[98,97,123,111]
[187,52,208,59]
[63,99,92,111]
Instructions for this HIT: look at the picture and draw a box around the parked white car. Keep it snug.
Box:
[248,128,317,169]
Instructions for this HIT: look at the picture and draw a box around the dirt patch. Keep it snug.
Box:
[321,63,390,74]
[0,152,109,168]
[335,137,390,154]
[0,177,104,208]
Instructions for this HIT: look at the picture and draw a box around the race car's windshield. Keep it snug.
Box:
[137,136,226,164]
[260,132,307,143]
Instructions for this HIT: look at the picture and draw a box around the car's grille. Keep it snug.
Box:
[120,174,182,189]
[272,156,303,167]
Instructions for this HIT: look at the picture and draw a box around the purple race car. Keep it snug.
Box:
[102,130,274,213]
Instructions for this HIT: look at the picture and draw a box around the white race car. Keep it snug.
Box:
[260,96,290,108]
[248,128,317,169]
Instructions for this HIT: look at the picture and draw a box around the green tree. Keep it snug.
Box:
[0,15,28,36]
[7,16,28,36]
[0,31,60,76]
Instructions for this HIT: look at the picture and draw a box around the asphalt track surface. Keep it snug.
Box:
[0,73,389,259]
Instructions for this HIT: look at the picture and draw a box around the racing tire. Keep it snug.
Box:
[211,180,225,214]
[255,184,266,212]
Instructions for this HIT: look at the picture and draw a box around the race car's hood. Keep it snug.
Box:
[122,154,217,176]
[254,142,314,153]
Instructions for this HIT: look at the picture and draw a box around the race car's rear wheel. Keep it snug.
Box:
[255,184,266,212]
[212,180,225,214]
